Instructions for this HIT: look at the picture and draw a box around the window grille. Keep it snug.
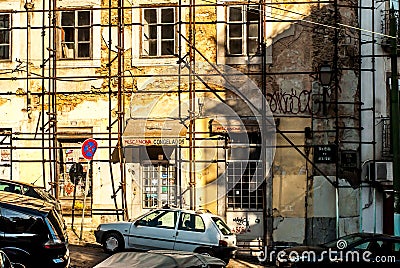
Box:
[142,163,177,208]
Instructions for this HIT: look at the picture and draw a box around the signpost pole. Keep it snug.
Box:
[79,138,97,242]
[71,173,78,230]
[80,160,91,241]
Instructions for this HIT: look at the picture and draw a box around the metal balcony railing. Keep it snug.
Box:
[380,8,400,52]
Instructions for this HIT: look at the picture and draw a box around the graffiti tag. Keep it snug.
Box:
[266,89,321,115]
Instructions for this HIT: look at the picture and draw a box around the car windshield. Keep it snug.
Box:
[322,234,365,248]
[211,217,232,235]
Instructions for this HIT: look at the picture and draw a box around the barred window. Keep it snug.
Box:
[227,132,263,210]
[142,164,176,208]
[227,161,263,210]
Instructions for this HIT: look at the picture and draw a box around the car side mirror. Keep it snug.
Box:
[134,220,145,226]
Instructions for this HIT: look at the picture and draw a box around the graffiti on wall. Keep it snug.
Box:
[231,216,261,234]
[266,88,320,115]
[227,212,263,238]
[232,216,251,234]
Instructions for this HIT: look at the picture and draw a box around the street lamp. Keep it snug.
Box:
[319,63,333,115]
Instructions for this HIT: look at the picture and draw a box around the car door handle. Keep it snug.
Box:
[175,231,179,237]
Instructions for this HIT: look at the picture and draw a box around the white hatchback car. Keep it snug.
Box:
[94,208,237,263]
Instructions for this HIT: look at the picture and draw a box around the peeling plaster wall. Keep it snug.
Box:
[266,2,360,245]
[272,118,309,244]
[267,11,313,245]
[306,176,336,244]
[113,0,222,219]
[118,0,361,244]
[0,0,365,246]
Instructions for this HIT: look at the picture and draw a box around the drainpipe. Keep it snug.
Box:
[389,8,400,237]
[260,0,273,249]
[334,0,340,239]
[188,0,196,210]
[117,0,128,220]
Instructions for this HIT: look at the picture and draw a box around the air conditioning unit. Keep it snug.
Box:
[365,161,393,182]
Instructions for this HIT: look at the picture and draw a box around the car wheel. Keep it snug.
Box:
[222,258,230,265]
[195,248,215,257]
[103,232,124,253]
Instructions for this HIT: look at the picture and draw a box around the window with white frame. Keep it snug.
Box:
[141,7,176,57]
[142,163,177,208]
[227,5,260,56]
[0,14,10,60]
[60,10,92,59]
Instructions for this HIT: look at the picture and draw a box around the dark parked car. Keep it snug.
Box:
[0,250,25,268]
[275,232,400,267]
[0,179,62,214]
[0,192,69,268]
[93,250,226,268]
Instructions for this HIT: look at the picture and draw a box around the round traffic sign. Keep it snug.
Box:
[81,138,98,160]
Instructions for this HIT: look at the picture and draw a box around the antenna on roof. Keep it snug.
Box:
[31,176,41,185]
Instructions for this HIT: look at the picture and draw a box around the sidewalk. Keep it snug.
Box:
[67,226,97,246]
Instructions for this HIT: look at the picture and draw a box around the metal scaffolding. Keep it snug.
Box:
[0,0,395,246]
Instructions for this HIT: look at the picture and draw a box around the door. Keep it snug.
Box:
[59,141,91,198]
[58,140,92,216]
[174,212,210,252]
[383,192,394,235]
[142,163,177,208]
[128,209,178,250]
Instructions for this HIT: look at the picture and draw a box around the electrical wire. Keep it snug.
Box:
[267,4,396,39]
[209,0,397,43]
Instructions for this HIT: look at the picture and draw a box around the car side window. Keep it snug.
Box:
[0,182,25,195]
[393,242,400,258]
[379,240,400,257]
[178,213,205,232]
[0,207,47,236]
[353,241,369,250]
[137,210,177,229]
[0,182,12,193]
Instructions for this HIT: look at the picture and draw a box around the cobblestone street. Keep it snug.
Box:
[69,244,268,268]
[67,229,270,268]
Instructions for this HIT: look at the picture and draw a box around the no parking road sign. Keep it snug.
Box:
[81,138,98,160]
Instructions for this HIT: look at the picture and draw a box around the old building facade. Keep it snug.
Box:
[0,0,397,251]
